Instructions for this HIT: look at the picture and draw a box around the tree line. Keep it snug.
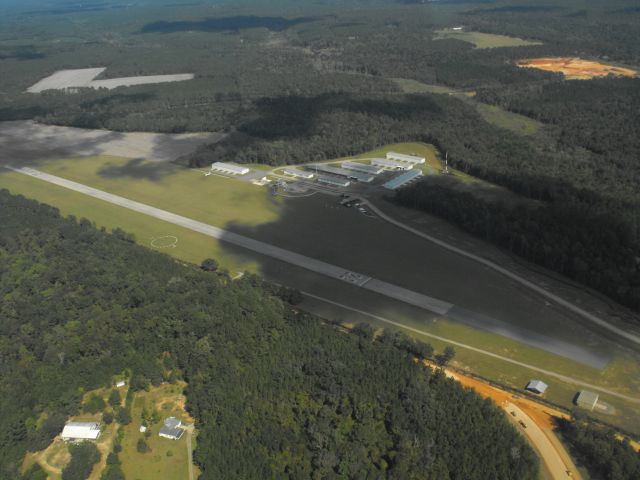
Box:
[0,189,538,480]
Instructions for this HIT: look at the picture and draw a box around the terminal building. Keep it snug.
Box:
[283,168,314,179]
[371,158,412,171]
[210,162,250,175]
[341,161,384,175]
[310,164,374,183]
[383,169,422,190]
[386,152,426,165]
[317,175,350,187]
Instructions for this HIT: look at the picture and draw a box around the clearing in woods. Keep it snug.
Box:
[433,30,542,49]
[516,57,637,80]
[120,382,198,480]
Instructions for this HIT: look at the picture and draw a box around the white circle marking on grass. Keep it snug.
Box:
[150,235,179,249]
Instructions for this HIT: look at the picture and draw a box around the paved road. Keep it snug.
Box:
[302,291,640,404]
[505,402,572,480]
[362,199,640,346]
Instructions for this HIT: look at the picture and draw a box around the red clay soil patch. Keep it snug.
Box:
[517,57,637,80]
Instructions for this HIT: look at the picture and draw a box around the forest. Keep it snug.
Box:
[0,189,539,479]
[394,177,640,311]
[557,417,640,480]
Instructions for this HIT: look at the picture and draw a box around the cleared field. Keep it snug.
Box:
[120,382,196,480]
[0,170,258,273]
[26,68,106,93]
[476,103,543,136]
[434,29,542,49]
[27,68,194,92]
[516,57,637,80]
[0,120,221,164]
[391,78,466,95]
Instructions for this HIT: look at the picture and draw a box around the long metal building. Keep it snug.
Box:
[309,164,374,183]
[283,168,314,179]
[383,169,423,190]
[341,161,384,175]
[386,152,426,165]
[317,175,350,187]
[371,158,412,171]
[211,162,250,175]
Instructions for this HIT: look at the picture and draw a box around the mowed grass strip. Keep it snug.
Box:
[300,290,640,435]
[0,171,259,273]
[433,30,542,49]
[33,155,282,229]
[476,103,543,136]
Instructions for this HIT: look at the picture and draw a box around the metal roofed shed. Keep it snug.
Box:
[61,422,101,441]
[383,169,422,190]
[283,168,314,179]
[525,380,548,394]
[576,390,599,411]
[317,175,351,187]
[341,161,384,175]
[386,152,426,165]
[310,164,374,183]
[371,158,412,171]
[210,162,250,175]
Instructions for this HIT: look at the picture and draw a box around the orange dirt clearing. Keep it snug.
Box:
[517,57,637,80]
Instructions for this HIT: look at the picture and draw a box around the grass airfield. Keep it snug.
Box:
[2,147,640,435]
[433,29,542,49]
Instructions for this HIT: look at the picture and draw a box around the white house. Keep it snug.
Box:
[159,417,184,440]
[115,380,126,388]
[61,422,101,441]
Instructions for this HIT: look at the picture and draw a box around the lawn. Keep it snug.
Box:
[31,155,282,229]
[476,103,544,136]
[390,78,476,98]
[0,168,261,273]
[120,382,196,480]
[433,30,542,49]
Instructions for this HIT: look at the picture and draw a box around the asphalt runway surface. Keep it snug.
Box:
[8,165,614,369]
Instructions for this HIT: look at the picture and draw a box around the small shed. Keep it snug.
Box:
[576,390,599,411]
[139,425,147,433]
[525,380,548,394]
[115,380,126,388]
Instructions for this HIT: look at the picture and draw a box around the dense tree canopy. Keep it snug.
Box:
[0,190,538,479]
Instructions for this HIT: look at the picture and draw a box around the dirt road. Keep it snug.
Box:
[443,369,580,480]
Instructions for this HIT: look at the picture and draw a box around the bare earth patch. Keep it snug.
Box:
[516,57,637,80]
[27,68,194,93]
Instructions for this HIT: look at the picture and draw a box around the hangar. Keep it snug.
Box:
[341,161,384,175]
[317,175,350,187]
[371,158,412,171]
[310,164,374,183]
[383,169,422,190]
[386,152,426,165]
[283,168,314,179]
[210,162,250,175]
